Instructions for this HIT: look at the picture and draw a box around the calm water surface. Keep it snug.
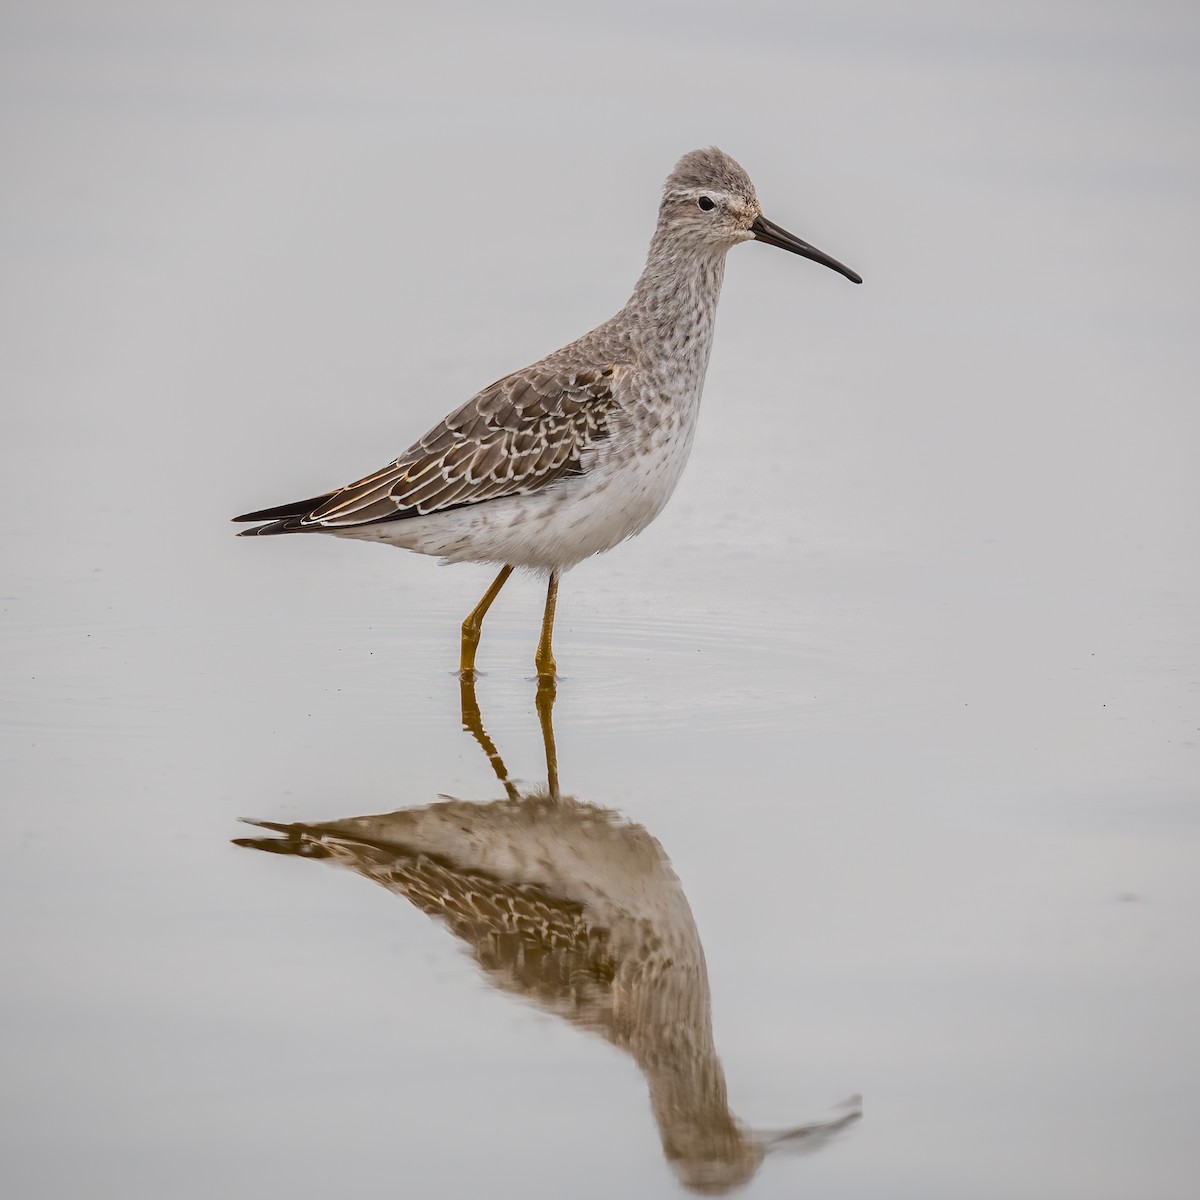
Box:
[3,3,1198,1198]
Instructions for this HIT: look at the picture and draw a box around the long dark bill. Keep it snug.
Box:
[751,215,862,284]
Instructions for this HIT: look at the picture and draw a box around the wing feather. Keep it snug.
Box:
[304,361,622,529]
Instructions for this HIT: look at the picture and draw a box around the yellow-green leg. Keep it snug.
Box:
[534,570,560,681]
[534,571,562,799]
[459,565,514,679]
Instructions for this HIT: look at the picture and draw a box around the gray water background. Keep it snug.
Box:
[2,2,1198,1197]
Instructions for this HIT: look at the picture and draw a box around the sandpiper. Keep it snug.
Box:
[233,147,861,678]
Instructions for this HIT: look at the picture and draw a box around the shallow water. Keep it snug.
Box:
[4,3,1199,1198]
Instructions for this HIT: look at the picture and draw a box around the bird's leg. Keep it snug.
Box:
[459,673,519,801]
[535,674,560,803]
[534,571,561,800]
[534,570,560,681]
[459,565,514,679]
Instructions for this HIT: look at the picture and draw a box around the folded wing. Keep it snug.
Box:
[234,361,622,535]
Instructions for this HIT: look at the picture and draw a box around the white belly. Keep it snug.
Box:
[336,403,702,572]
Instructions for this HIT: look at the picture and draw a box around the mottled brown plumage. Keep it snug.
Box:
[307,364,621,527]
[238,790,861,1193]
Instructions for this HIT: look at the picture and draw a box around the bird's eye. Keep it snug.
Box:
[697,196,715,212]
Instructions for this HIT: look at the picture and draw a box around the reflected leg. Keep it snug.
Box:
[459,565,514,679]
[534,570,560,681]
[459,673,519,801]
[536,674,560,803]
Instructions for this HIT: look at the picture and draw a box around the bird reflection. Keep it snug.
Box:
[236,678,859,1193]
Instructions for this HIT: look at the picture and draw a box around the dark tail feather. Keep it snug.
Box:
[236,516,308,536]
[232,492,335,523]
[232,833,333,858]
[232,818,334,858]
[232,491,335,536]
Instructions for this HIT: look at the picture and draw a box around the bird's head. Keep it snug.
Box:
[658,146,861,284]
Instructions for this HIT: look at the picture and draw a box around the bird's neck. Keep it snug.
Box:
[627,230,728,365]
[628,969,756,1185]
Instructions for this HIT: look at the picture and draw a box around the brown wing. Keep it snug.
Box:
[304,362,622,528]
[236,824,619,1022]
[353,846,619,1013]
